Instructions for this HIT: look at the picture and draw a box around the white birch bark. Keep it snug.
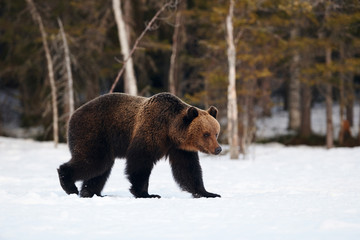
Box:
[26,0,58,147]
[226,0,239,159]
[58,18,74,118]
[112,0,137,95]
[169,9,181,95]
[110,2,172,93]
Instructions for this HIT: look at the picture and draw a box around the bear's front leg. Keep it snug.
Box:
[128,170,160,198]
[125,149,161,199]
[169,148,221,198]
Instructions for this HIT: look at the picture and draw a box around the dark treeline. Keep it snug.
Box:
[1,0,360,148]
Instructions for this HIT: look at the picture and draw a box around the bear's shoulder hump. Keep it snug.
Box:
[147,93,187,114]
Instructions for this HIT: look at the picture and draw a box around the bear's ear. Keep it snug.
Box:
[208,106,218,119]
[185,107,199,123]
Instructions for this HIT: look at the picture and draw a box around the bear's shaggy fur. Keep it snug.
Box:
[57,93,222,198]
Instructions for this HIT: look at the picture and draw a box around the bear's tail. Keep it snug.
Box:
[57,163,79,195]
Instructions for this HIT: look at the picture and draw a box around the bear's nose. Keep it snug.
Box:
[215,146,222,155]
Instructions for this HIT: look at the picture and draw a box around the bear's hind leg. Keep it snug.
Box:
[57,162,79,195]
[80,167,113,198]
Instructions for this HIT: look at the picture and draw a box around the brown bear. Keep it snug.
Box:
[57,93,222,198]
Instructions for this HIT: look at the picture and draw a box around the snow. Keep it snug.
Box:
[1,137,360,240]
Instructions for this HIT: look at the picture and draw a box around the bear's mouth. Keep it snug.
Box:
[199,146,221,155]
[197,145,210,155]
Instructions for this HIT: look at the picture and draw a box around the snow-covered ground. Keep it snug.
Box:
[1,137,360,239]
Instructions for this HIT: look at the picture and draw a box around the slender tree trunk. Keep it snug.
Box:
[346,93,354,127]
[325,84,333,149]
[345,93,354,127]
[226,0,239,159]
[240,73,256,156]
[169,7,182,95]
[344,74,354,129]
[288,27,301,131]
[58,18,74,119]
[339,42,345,144]
[325,46,334,149]
[358,104,360,144]
[110,2,172,94]
[240,94,248,155]
[112,0,137,95]
[247,78,256,150]
[123,0,133,42]
[0,112,2,135]
[344,41,354,127]
[26,0,58,147]
[300,83,312,137]
[261,78,272,117]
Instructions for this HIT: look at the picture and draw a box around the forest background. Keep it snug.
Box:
[1,0,360,155]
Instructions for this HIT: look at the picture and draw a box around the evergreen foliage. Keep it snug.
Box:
[0,0,359,145]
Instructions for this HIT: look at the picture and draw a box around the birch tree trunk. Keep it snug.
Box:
[261,78,272,117]
[339,42,345,145]
[288,27,301,131]
[226,0,239,159]
[169,8,182,95]
[26,0,58,147]
[109,2,172,94]
[112,0,137,95]
[346,89,354,127]
[358,106,360,144]
[240,94,248,156]
[242,77,256,156]
[123,0,133,41]
[342,41,354,127]
[325,46,334,149]
[58,18,74,119]
[300,83,311,137]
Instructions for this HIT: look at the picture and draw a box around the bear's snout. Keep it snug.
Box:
[214,146,222,155]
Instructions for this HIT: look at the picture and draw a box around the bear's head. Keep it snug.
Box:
[176,106,222,155]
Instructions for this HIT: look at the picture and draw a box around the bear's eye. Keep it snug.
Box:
[203,133,210,138]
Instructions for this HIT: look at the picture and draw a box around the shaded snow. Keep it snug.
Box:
[1,137,360,240]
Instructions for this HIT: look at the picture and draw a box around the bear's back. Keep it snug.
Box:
[68,93,146,156]
[69,93,145,130]
[67,93,189,158]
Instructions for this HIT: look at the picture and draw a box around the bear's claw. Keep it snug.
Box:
[130,188,161,198]
[134,193,161,199]
[193,191,221,198]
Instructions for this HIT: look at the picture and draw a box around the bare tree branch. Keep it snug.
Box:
[58,18,75,118]
[109,1,175,93]
[26,0,59,147]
